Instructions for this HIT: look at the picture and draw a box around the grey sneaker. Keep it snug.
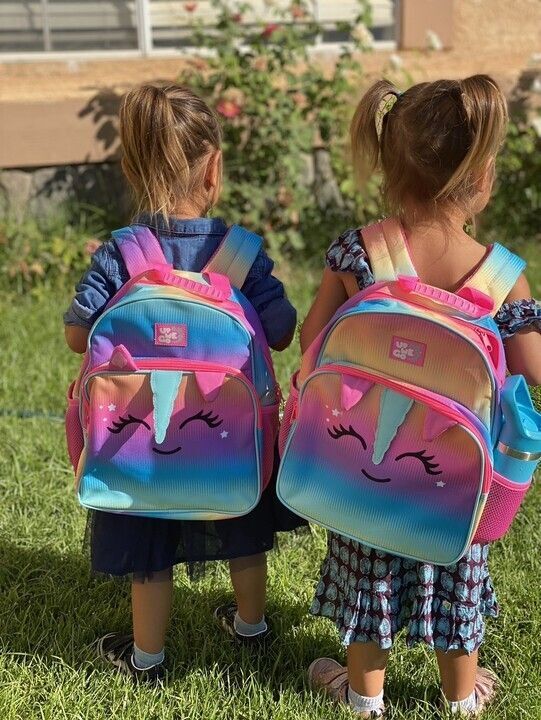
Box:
[96,632,166,685]
[308,657,385,718]
[214,602,270,646]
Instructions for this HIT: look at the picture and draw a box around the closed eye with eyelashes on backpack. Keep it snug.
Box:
[107,409,225,454]
[327,423,443,481]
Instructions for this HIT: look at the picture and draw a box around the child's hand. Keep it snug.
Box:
[65,325,90,354]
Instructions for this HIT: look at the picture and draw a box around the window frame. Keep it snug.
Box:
[0,0,397,61]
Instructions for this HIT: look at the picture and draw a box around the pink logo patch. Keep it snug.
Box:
[154,323,187,347]
[390,336,426,367]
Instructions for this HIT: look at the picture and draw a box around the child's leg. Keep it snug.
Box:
[436,649,478,701]
[348,642,390,696]
[132,568,173,654]
[308,643,388,717]
[228,552,267,623]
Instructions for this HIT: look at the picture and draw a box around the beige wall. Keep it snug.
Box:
[453,0,540,56]
[1,0,540,169]
[357,0,540,97]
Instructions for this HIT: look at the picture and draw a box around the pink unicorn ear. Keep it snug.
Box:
[341,376,373,411]
[195,372,226,402]
[109,345,138,371]
[423,408,457,442]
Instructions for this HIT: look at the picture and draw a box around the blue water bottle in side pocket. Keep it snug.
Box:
[494,375,541,483]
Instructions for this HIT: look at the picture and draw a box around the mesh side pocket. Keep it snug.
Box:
[473,472,531,543]
[279,373,299,457]
[65,381,84,472]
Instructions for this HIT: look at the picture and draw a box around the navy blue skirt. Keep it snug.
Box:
[88,452,307,578]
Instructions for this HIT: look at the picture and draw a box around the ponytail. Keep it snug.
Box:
[349,74,508,221]
[436,74,508,200]
[119,83,222,218]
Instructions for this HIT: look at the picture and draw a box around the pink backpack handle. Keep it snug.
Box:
[145,267,232,302]
[112,225,232,300]
[362,219,526,316]
[397,275,494,317]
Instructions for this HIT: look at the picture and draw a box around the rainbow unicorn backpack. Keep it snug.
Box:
[66,224,280,520]
[277,218,539,565]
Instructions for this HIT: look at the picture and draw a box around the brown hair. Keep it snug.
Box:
[350,75,508,222]
[119,83,222,218]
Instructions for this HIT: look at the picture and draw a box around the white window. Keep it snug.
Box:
[0,0,139,53]
[0,0,397,57]
[317,0,396,43]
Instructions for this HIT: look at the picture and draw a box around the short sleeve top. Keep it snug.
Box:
[326,227,541,340]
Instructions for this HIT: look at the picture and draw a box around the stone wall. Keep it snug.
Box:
[0,162,131,222]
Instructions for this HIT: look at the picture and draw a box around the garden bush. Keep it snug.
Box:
[483,119,541,247]
[180,0,378,259]
[1,0,540,291]
[0,209,107,294]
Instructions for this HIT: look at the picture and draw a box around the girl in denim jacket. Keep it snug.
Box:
[64,83,306,682]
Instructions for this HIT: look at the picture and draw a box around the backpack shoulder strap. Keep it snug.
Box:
[462,243,526,314]
[203,224,263,289]
[360,218,417,282]
[112,225,168,278]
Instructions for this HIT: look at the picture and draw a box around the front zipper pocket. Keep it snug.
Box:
[277,364,492,565]
[78,361,263,519]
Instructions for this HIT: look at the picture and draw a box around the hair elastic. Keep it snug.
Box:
[377,90,402,141]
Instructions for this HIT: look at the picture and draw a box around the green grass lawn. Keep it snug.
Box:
[0,261,540,719]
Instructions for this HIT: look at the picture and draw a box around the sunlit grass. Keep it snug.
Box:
[0,258,539,719]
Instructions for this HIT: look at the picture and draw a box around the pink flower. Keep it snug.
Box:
[232,12,243,23]
[251,56,268,72]
[290,4,306,20]
[292,91,308,109]
[184,2,197,12]
[84,238,102,256]
[261,23,280,38]
[190,57,208,71]
[216,99,242,119]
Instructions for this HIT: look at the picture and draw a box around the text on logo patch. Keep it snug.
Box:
[154,323,188,347]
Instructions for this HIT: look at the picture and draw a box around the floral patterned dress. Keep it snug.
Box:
[310,229,541,654]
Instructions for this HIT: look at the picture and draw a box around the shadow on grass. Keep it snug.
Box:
[0,537,439,714]
[0,539,336,691]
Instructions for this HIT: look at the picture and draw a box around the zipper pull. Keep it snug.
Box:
[474,327,499,368]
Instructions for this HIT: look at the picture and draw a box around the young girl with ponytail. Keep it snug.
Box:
[303,76,541,717]
[64,83,305,682]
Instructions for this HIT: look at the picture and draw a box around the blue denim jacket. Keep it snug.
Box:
[63,215,297,348]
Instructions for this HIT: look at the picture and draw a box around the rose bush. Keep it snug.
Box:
[180,0,378,258]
